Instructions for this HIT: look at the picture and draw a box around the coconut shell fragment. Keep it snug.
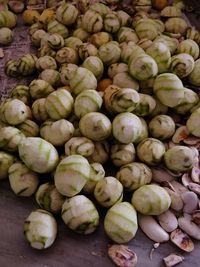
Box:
[0,48,4,58]
[192,210,200,225]
[163,253,184,267]
[188,183,200,196]
[108,244,137,267]
[170,229,194,252]
[191,167,200,184]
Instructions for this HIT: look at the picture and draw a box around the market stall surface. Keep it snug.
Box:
[1,179,200,267]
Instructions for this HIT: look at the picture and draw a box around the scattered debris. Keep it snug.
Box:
[172,126,189,144]
[163,253,184,267]
[170,229,194,252]
[0,48,4,58]
[181,173,192,187]
[108,244,137,267]
[149,247,155,261]
[191,167,200,184]
[91,251,102,257]
[188,183,200,195]
[149,243,160,261]
[178,215,200,240]
[192,210,200,225]
[153,242,160,249]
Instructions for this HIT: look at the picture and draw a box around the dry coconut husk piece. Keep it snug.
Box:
[163,253,184,267]
[108,244,137,267]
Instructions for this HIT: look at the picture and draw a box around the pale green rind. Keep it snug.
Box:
[116,162,152,191]
[0,151,16,180]
[94,176,123,208]
[8,162,39,197]
[188,59,200,86]
[18,137,59,173]
[98,42,121,66]
[112,112,143,144]
[104,202,138,243]
[149,115,175,140]
[40,119,74,146]
[137,138,166,166]
[61,195,99,234]
[186,108,200,137]
[164,145,196,172]
[24,209,57,249]
[74,90,103,118]
[79,112,111,142]
[0,126,25,152]
[131,184,171,215]
[69,67,97,95]
[111,143,136,167]
[54,155,91,197]
[173,88,199,115]
[129,54,158,81]
[45,89,74,120]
